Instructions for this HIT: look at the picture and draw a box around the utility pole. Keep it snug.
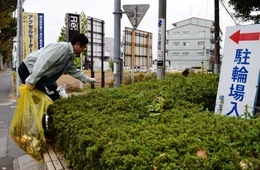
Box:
[16,0,22,97]
[157,0,166,79]
[113,0,122,87]
[214,0,220,73]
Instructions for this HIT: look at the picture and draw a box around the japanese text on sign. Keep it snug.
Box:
[27,14,34,53]
[226,48,251,116]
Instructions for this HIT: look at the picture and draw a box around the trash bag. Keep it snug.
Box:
[9,84,53,163]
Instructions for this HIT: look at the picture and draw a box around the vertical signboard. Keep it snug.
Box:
[38,13,44,49]
[87,17,104,58]
[157,18,165,66]
[22,12,44,58]
[87,17,105,87]
[66,13,80,68]
[124,27,153,68]
[215,24,260,117]
[66,13,80,41]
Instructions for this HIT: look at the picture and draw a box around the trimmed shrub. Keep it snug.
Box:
[48,74,260,169]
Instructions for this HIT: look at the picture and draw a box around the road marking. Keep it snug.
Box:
[0,102,13,106]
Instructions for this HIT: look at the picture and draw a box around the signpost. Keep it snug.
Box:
[66,13,80,68]
[124,27,152,82]
[87,17,105,88]
[114,2,149,87]
[122,4,150,83]
[66,13,80,41]
[215,24,260,117]
[66,13,82,87]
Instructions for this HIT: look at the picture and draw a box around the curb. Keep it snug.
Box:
[13,143,70,170]
[44,143,71,170]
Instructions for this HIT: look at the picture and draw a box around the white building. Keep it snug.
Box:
[166,17,221,71]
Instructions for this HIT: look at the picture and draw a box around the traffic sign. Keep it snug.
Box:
[123,4,150,29]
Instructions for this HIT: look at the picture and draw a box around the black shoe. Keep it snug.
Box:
[44,130,54,143]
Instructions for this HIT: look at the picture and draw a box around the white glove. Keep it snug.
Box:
[87,77,97,84]
[25,76,35,89]
[56,84,67,91]
[56,85,68,98]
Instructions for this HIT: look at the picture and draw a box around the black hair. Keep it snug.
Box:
[69,33,88,46]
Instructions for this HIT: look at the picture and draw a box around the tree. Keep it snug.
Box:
[0,0,17,70]
[57,25,66,42]
[228,0,260,23]
[79,12,89,69]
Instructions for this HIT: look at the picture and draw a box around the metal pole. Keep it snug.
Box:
[101,20,105,88]
[90,18,95,89]
[114,0,121,87]
[147,33,151,69]
[214,0,220,73]
[16,0,22,97]
[157,0,166,79]
[131,29,135,83]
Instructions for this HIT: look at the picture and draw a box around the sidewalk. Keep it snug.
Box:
[13,155,44,170]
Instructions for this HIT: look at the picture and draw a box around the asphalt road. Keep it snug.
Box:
[0,69,25,169]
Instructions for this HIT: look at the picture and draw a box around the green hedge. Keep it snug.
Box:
[48,74,260,169]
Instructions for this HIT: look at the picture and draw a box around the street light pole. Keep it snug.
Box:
[214,0,220,73]
[114,0,122,87]
[16,0,22,97]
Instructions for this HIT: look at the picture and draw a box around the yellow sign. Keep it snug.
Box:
[22,12,39,59]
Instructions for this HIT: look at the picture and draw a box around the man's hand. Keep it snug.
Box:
[25,76,35,89]
[87,77,97,84]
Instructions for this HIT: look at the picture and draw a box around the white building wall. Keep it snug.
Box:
[12,37,17,70]
[166,17,216,71]
[91,37,114,71]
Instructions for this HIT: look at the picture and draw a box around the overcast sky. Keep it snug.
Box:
[23,0,236,49]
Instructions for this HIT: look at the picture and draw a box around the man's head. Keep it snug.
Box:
[70,33,88,55]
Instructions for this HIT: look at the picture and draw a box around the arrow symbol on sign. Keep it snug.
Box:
[229,30,260,44]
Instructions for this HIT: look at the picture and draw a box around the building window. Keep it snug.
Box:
[198,31,205,36]
[173,52,180,56]
[173,32,180,36]
[173,42,180,46]
[183,52,189,56]
[183,31,189,35]
[197,52,204,56]
[183,42,189,47]
[198,41,205,46]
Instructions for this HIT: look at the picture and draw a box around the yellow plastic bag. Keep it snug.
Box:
[9,84,53,163]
